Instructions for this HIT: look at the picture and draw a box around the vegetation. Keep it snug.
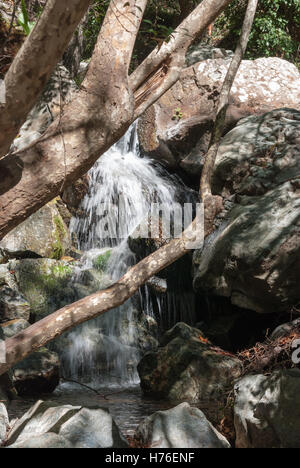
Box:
[216,0,300,63]
[17,0,35,36]
[83,0,300,66]
[93,249,112,271]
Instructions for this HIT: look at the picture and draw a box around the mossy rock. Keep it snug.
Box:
[0,200,72,261]
[92,249,112,271]
[11,258,75,321]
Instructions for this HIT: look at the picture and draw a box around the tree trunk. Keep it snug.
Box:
[0,0,93,158]
[0,0,233,241]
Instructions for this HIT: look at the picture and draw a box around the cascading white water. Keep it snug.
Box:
[62,123,184,386]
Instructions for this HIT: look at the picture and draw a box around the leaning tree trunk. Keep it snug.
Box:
[0,0,93,158]
[0,0,233,240]
[0,0,258,377]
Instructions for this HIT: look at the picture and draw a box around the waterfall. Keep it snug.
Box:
[60,123,197,387]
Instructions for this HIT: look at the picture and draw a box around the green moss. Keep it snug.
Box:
[93,250,111,271]
[50,215,67,260]
[16,260,74,320]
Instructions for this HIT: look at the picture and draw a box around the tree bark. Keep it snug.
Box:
[0,0,233,241]
[0,0,148,240]
[0,0,93,158]
[0,0,258,377]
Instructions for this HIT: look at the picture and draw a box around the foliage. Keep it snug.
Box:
[83,1,201,64]
[172,107,183,121]
[93,249,111,271]
[17,0,35,36]
[215,0,300,63]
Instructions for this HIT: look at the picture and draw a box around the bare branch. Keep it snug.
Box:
[200,0,259,205]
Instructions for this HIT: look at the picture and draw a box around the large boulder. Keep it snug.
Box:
[136,402,230,448]
[12,348,60,396]
[138,323,242,402]
[138,58,300,172]
[193,109,300,314]
[10,258,75,321]
[7,400,128,448]
[234,370,300,448]
[0,200,72,261]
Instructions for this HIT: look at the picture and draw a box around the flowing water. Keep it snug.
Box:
[60,123,194,386]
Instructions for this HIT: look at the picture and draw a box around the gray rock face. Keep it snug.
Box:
[0,403,9,446]
[138,323,242,402]
[136,402,230,448]
[8,433,73,449]
[234,370,300,448]
[12,348,60,396]
[0,201,72,261]
[0,318,30,339]
[186,44,233,67]
[7,400,128,448]
[12,65,78,152]
[138,58,300,170]
[194,109,300,313]
[0,283,30,323]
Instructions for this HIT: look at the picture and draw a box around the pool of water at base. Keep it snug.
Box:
[6,384,228,438]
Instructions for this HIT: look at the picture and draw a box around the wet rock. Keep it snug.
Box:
[0,200,72,261]
[136,402,230,448]
[0,318,30,338]
[138,323,242,402]
[12,348,60,396]
[234,370,300,448]
[193,109,300,314]
[7,400,128,448]
[138,58,300,171]
[0,403,9,446]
